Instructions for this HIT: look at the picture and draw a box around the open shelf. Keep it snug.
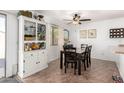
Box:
[24,42,46,52]
[23,20,46,51]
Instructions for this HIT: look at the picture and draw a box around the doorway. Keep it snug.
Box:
[0,13,6,79]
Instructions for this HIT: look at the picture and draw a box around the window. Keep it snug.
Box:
[51,26,59,46]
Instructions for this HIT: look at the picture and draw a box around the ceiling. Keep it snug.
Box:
[37,10,124,21]
[6,10,124,24]
[37,10,124,26]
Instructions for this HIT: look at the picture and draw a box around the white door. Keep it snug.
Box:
[0,14,6,79]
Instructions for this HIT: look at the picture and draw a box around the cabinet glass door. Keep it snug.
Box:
[37,24,46,41]
[24,20,36,41]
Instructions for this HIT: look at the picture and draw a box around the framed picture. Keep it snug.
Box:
[51,26,59,46]
[88,29,97,38]
[80,30,87,38]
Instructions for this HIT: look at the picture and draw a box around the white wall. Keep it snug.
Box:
[46,24,64,62]
[40,13,65,62]
[0,11,18,77]
[46,24,60,62]
[68,17,124,61]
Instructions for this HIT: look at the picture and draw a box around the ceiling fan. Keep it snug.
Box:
[64,14,91,25]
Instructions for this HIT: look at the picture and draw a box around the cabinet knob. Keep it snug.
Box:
[36,61,40,64]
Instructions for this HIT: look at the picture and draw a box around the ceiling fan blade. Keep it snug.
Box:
[79,19,91,21]
[63,19,72,21]
[79,22,82,24]
[67,22,72,25]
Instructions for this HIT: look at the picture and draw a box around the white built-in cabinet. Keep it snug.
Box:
[18,16,48,78]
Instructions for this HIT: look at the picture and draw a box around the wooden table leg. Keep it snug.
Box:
[60,51,63,69]
[78,60,81,75]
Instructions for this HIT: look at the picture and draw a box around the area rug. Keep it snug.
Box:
[0,76,23,83]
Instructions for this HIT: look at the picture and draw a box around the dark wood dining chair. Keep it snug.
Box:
[83,45,92,68]
[88,45,92,66]
[77,46,88,71]
[64,47,77,74]
[81,44,88,49]
[63,44,73,49]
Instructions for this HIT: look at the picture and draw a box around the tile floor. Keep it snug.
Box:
[23,58,120,83]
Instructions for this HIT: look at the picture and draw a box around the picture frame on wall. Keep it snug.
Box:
[88,29,97,38]
[51,26,59,46]
[80,30,87,38]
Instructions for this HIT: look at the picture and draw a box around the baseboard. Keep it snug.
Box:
[15,75,24,83]
[91,57,116,63]
[48,58,59,63]
[49,58,59,63]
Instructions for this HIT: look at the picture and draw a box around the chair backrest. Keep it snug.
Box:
[78,46,88,60]
[63,44,73,49]
[84,46,89,57]
[88,45,92,52]
[68,44,73,48]
[88,45,92,55]
[81,44,88,49]
[64,47,76,61]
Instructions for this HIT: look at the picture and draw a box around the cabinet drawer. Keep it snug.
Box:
[24,52,36,59]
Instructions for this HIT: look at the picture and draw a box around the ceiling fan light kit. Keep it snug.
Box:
[64,13,91,25]
[72,21,79,24]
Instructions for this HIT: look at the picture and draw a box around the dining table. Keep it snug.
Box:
[60,48,85,75]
